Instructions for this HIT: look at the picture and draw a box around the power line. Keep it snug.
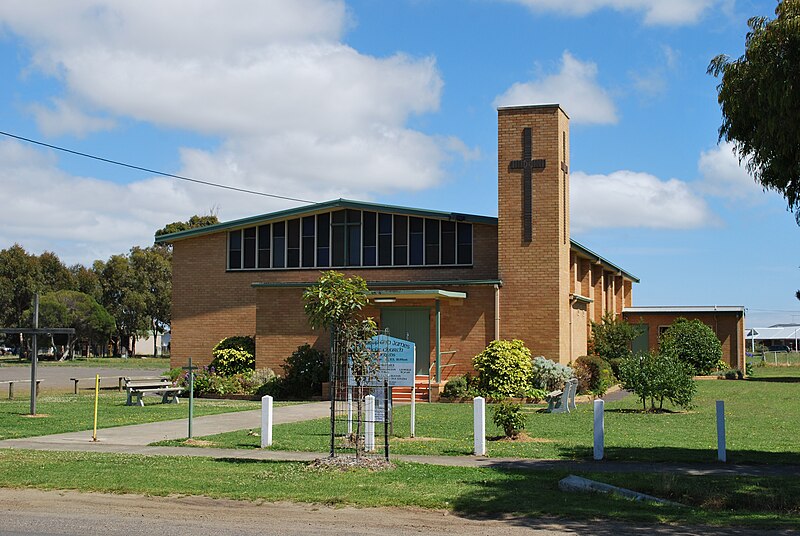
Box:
[0,130,316,204]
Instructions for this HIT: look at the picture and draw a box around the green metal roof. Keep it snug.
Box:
[570,239,640,283]
[370,290,468,299]
[153,197,637,282]
[251,279,502,289]
[154,198,498,243]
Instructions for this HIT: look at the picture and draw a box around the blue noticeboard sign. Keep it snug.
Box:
[356,334,415,388]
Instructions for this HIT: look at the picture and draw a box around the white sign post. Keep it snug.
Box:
[411,347,416,438]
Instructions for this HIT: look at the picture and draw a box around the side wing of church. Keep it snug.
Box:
[156,104,639,387]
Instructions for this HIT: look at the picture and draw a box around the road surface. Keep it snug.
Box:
[0,488,794,536]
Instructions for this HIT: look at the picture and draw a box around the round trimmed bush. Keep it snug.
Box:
[473,339,533,398]
[210,336,256,376]
[659,318,723,375]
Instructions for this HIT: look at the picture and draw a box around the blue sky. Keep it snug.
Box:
[0,0,797,327]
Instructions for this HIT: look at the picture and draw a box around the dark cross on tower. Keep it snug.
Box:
[509,127,546,242]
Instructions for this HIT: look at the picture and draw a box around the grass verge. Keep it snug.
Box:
[158,366,800,464]
[0,449,797,528]
[0,393,263,440]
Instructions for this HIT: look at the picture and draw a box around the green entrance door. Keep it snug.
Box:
[381,307,430,375]
[632,324,650,355]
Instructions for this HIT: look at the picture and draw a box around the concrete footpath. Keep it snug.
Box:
[3,400,800,478]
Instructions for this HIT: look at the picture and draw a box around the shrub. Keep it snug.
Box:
[210,336,256,376]
[607,357,624,379]
[524,388,548,401]
[590,312,641,361]
[618,352,696,411]
[166,367,184,383]
[241,368,276,393]
[492,400,526,438]
[572,361,592,394]
[530,356,573,391]
[280,344,329,399]
[473,340,532,398]
[442,375,469,399]
[724,369,738,380]
[574,355,615,395]
[256,376,286,399]
[658,318,722,375]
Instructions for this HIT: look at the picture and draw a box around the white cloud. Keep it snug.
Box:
[0,0,474,263]
[29,99,116,137]
[494,51,617,125]
[0,138,359,266]
[571,169,713,232]
[630,45,680,99]
[697,142,763,200]
[506,0,717,26]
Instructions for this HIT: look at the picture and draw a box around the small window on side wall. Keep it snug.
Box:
[228,230,242,269]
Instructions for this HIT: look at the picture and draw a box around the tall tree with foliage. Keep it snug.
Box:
[69,264,102,303]
[23,290,115,359]
[130,246,172,356]
[708,0,800,223]
[95,254,148,355]
[155,214,220,237]
[0,244,40,329]
[303,271,377,458]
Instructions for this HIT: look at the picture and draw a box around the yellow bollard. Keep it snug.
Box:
[92,374,99,441]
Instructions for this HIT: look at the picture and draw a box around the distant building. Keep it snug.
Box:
[133,331,170,356]
[745,324,799,352]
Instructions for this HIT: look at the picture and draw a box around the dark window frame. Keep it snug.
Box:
[227,211,474,270]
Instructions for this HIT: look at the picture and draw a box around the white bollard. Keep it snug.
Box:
[716,400,726,462]
[365,394,375,452]
[347,388,353,435]
[473,396,486,456]
[261,395,273,448]
[593,399,604,460]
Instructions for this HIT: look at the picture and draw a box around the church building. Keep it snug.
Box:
[156,104,640,391]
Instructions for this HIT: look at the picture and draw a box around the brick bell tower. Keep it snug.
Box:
[497,104,571,364]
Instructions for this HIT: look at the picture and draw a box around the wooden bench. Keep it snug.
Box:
[545,378,578,414]
[0,379,44,399]
[70,376,126,394]
[124,377,182,406]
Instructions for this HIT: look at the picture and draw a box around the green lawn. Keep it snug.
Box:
[161,366,800,464]
[0,355,172,370]
[0,393,261,440]
[0,449,797,528]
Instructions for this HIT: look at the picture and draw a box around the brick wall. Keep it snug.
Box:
[255,285,496,378]
[622,311,745,370]
[171,222,498,370]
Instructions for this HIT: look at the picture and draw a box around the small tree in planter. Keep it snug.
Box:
[303,271,377,459]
